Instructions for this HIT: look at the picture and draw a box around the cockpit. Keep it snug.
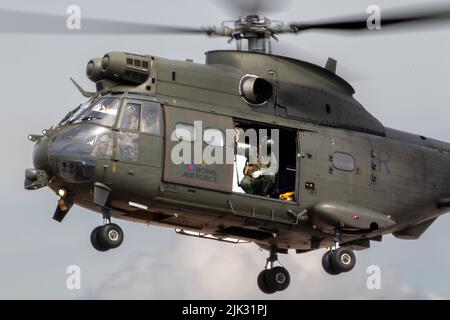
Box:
[49,97,120,161]
[42,93,161,183]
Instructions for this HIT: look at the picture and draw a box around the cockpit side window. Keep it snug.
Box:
[121,103,141,131]
[140,103,160,136]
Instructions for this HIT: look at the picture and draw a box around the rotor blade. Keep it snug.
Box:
[289,3,450,33]
[0,9,216,35]
[212,0,290,17]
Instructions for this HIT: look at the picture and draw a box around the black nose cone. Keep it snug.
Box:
[32,136,52,173]
[25,136,52,190]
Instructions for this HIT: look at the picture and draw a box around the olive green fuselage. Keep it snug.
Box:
[31,50,450,252]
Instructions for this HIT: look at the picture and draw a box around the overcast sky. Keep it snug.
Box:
[2,0,450,299]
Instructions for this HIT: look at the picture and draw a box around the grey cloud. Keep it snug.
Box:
[89,237,445,299]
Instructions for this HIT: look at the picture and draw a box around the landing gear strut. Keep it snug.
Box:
[322,228,356,275]
[90,210,124,252]
[257,249,291,294]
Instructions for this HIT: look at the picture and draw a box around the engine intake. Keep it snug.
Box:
[86,58,103,82]
[101,52,150,84]
[240,75,273,105]
[86,52,151,85]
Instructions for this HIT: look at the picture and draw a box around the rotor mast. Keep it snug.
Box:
[223,15,282,54]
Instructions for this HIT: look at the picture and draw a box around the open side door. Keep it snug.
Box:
[163,105,234,192]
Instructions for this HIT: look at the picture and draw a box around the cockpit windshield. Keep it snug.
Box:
[59,97,120,127]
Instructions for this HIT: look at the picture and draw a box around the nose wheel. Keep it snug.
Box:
[90,211,124,251]
[257,249,291,294]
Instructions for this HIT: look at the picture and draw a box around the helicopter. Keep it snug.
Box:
[16,1,450,293]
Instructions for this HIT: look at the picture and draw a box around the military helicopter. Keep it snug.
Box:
[16,1,450,293]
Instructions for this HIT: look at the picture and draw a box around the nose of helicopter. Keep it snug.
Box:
[24,135,53,190]
[32,135,52,172]
[47,124,108,183]
[25,124,111,189]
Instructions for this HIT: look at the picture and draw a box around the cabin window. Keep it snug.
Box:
[121,103,141,131]
[203,128,224,147]
[175,123,197,142]
[140,103,160,135]
[332,152,355,172]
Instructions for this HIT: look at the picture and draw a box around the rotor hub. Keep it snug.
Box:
[220,15,284,53]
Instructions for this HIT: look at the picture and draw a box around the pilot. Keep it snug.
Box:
[122,105,140,130]
[240,136,278,196]
[99,102,111,112]
[141,105,160,135]
[95,99,115,114]
[129,111,139,131]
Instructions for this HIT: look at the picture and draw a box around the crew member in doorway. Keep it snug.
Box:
[240,136,278,196]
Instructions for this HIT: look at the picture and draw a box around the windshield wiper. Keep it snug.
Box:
[68,115,102,124]
[80,115,103,121]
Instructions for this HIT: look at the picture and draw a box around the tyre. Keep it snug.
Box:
[257,269,276,294]
[330,247,356,273]
[90,226,109,252]
[322,251,341,275]
[98,223,124,249]
[266,266,290,291]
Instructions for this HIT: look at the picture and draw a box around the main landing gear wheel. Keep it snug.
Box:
[331,247,356,272]
[90,226,109,252]
[322,251,341,275]
[322,247,356,275]
[257,249,291,294]
[98,223,124,249]
[90,223,124,252]
[266,266,290,291]
[257,270,276,294]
